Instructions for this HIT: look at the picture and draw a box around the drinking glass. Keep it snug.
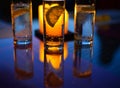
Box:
[43,0,65,51]
[11,0,32,45]
[74,0,96,46]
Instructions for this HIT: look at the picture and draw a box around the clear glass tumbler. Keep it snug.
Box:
[43,0,65,52]
[11,0,32,45]
[74,0,96,46]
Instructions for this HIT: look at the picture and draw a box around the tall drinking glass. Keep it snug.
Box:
[74,0,96,46]
[43,0,65,51]
[11,0,32,45]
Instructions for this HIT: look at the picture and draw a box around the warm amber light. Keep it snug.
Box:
[38,5,69,35]
[46,54,62,70]
[39,41,68,70]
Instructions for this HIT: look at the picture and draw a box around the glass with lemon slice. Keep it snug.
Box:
[11,0,32,45]
[43,0,65,50]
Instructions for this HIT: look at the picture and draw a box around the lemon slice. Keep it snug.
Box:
[13,8,29,18]
[46,6,64,27]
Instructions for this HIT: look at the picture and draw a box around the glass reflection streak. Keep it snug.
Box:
[73,41,93,78]
[14,44,33,80]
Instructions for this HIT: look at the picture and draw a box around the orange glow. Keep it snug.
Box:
[46,54,62,70]
[38,5,69,36]
[39,41,68,70]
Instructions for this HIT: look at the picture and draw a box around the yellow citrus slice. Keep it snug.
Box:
[46,6,64,27]
[13,8,29,18]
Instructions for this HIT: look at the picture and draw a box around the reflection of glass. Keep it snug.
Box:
[73,41,93,78]
[39,41,67,88]
[14,44,33,80]
[43,41,64,88]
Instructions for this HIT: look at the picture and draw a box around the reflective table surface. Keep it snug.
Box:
[0,10,120,88]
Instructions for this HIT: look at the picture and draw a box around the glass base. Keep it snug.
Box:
[82,41,93,46]
[74,40,93,47]
[74,35,93,46]
[14,40,32,45]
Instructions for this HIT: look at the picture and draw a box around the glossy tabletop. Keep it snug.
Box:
[0,10,120,88]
